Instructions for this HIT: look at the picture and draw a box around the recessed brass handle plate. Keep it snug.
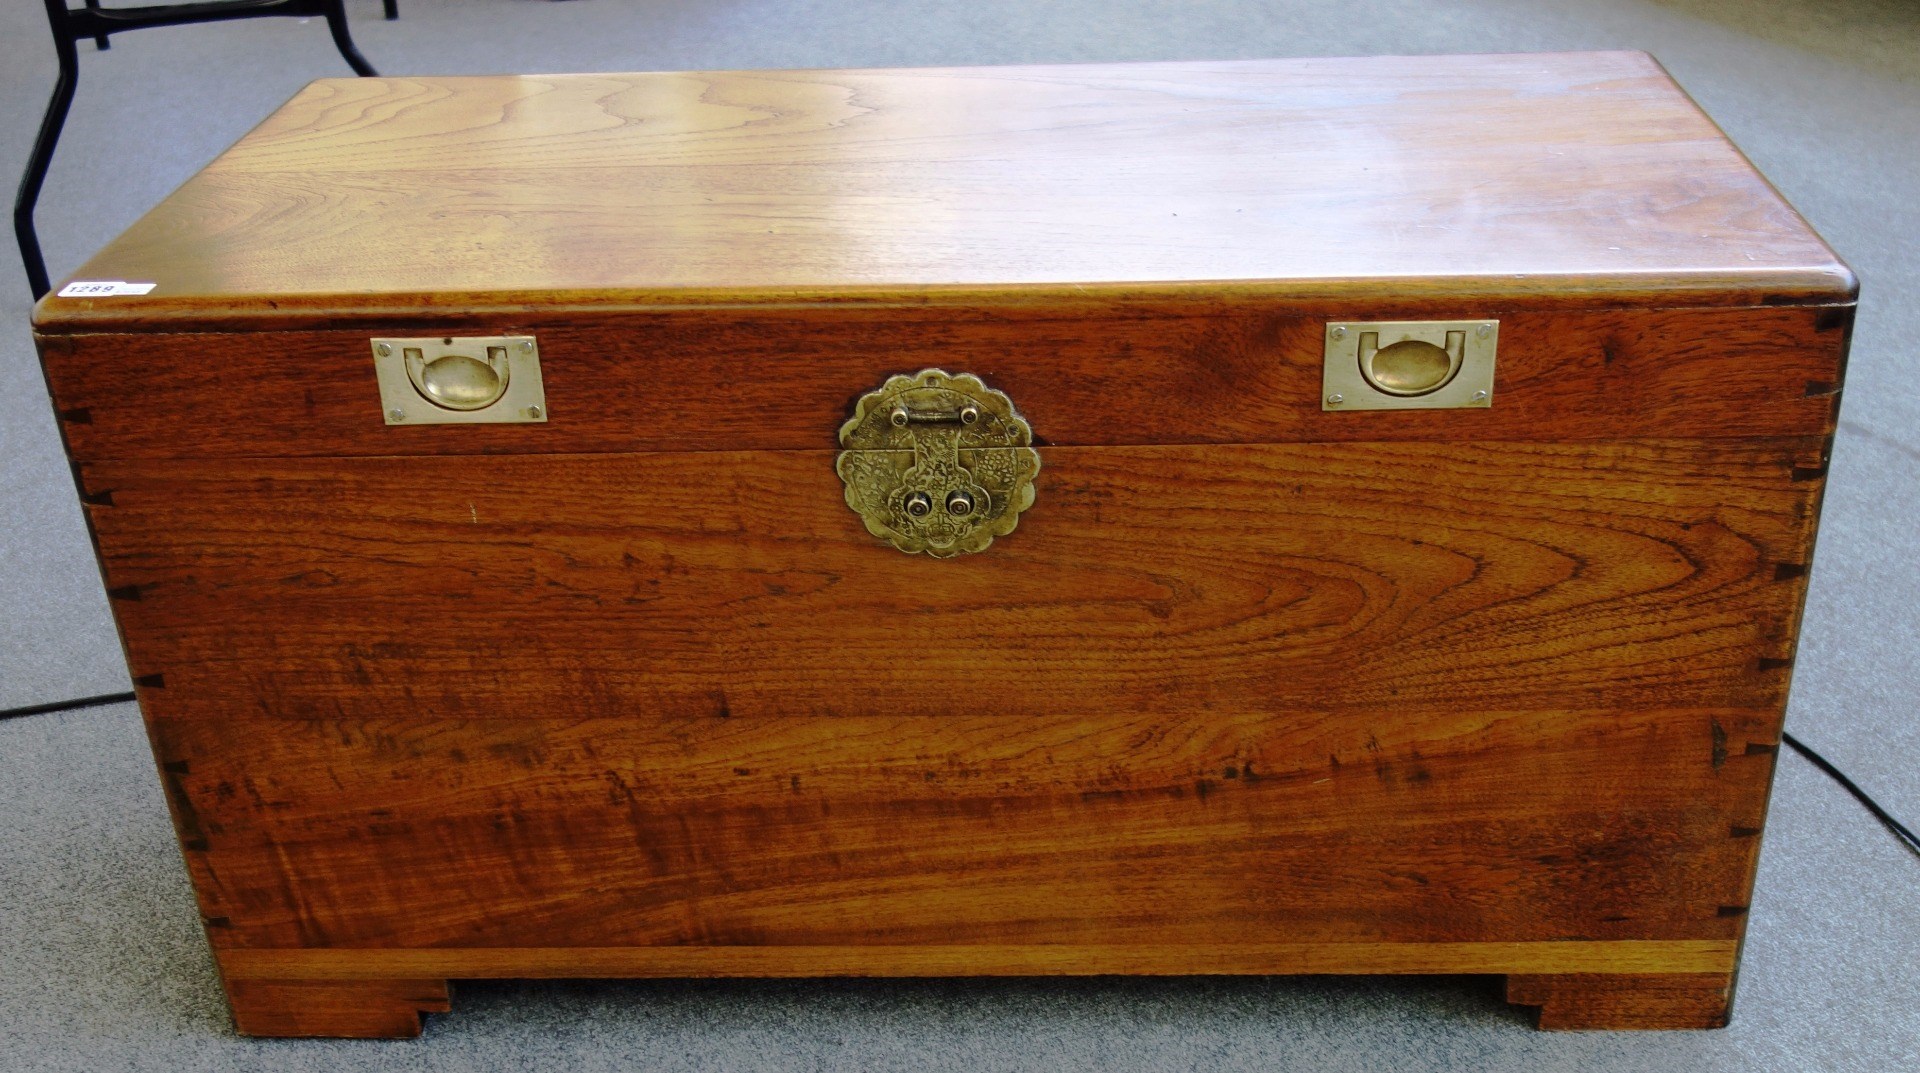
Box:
[836,370,1040,558]
[372,336,547,425]
[1323,320,1497,411]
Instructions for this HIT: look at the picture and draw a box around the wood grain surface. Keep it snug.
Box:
[83,439,1824,720]
[216,943,1740,980]
[224,978,450,1039]
[1507,972,1736,1030]
[151,701,1778,952]
[37,52,1853,1034]
[32,52,1851,332]
[99,433,1813,1035]
[212,953,1739,1037]
[39,303,1848,461]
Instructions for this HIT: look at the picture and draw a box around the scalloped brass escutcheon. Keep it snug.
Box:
[836,370,1041,557]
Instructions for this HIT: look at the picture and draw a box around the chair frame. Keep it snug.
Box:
[14,0,382,299]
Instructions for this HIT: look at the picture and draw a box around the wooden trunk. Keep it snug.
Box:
[33,53,1852,1036]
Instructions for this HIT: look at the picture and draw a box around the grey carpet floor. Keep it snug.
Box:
[2,0,1916,1069]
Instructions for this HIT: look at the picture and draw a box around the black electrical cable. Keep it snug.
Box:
[0,689,136,720]
[1782,730,1920,860]
[1,689,1915,860]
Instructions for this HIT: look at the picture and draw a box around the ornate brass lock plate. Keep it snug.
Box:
[836,370,1041,557]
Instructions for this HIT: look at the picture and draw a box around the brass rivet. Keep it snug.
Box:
[1471,390,1489,403]
[889,407,910,428]
[520,341,534,353]
[946,490,974,515]
[959,405,980,425]
[376,343,392,356]
[1326,393,1344,405]
[1331,326,1347,340]
[388,408,405,421]
[527,405,544,419]
[904,491,933,517]
[1476,324,1493,339]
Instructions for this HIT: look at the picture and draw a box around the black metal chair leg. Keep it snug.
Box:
[384,0,398,20]
[14,6,81,300]
[18,0,380,298]
[83,0,109,50]
[322,0,379,77]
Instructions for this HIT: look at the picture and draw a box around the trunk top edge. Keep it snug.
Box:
[32,275,1859,337]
